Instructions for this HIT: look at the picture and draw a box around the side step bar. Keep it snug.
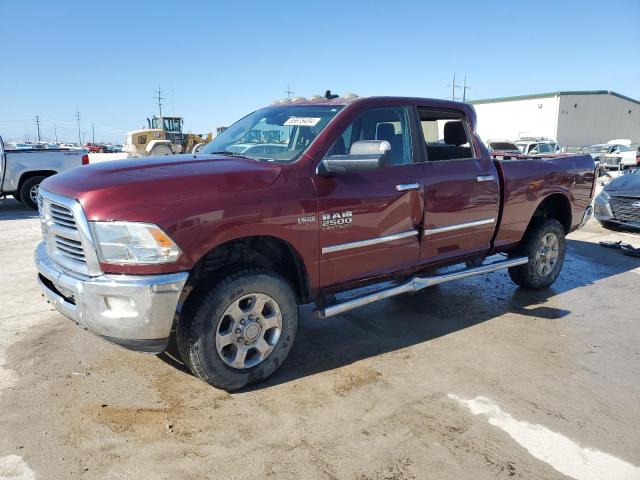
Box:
[317,256,528,318]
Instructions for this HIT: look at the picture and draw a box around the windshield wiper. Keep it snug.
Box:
[209,151,249,158]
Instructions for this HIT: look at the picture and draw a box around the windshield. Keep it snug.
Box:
[200,105,342,162]
[583,145,611,154]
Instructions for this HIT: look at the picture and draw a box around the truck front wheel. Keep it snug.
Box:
[177,268,298,391]
[508,218,566,290]
[20,176,46,210]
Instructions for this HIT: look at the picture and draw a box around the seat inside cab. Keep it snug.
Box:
[419,108,474,161]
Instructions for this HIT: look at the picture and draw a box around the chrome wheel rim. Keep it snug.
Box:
[535,233,559,276]
[29,184,40,204]
[215,293,282,369]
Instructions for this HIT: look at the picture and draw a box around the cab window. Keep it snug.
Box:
[417,108,475,161]
[326,106,413,166]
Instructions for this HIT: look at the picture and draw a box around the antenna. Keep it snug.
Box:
[285,83,294,99]
[154,86,164,116]
[75,109,82,144]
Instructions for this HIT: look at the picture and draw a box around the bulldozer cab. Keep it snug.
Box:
[148,116,184,144]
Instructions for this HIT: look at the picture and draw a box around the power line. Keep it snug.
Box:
[447,73,461,101]
[154,86,164,117]
[75,109,82,144]
[462,75,473,102]
[35,115,41,142]
[285,83,294,99]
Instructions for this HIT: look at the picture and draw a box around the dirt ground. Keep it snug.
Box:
[0,196,639,480]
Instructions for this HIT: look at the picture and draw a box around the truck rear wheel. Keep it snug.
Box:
[20,176,46,210]
[176,268,298,391]
[508,218,566,290]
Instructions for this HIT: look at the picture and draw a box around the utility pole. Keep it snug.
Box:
[35,115,41,142]
[92,123,95,143]
[285,83,294,99]
[75,109,82,144]
[447,73,461,101]
[154,86,164,117]
[462,75,472,102]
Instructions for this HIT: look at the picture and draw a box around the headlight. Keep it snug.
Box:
[90,221,182,264]
[599,190,610,201]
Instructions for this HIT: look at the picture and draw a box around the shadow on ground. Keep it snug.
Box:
[160,237,639,390]
[0,197,38,219]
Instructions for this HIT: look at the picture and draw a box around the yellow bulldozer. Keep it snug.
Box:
[124,116,211,156]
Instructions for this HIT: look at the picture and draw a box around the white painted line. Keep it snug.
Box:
[0,455,35,480]
[449,394,640,480]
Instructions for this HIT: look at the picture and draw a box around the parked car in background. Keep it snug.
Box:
[516,139,560,155]
[0,135,89,209]
[485,139,520,153]
[34,94,596,390]
[598,143,638,171]
[594,168,640,230]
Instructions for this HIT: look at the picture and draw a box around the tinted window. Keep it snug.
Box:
[326,106,413,166]
[538,143,552,153]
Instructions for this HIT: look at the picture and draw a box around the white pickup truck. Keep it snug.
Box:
[0,135,88,209]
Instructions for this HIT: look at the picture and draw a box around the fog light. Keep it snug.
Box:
[104,296,137,316]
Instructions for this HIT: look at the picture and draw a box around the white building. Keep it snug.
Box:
[470,90,640,147]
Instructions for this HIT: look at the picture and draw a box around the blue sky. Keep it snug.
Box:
[1,0,639,143]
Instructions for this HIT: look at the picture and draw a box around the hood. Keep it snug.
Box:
[41,154,283,219]
[605,173,640,197]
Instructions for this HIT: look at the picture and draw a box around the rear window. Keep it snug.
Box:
[489,142,518,151]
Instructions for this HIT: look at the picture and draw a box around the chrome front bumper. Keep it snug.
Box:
[34,242,188,353]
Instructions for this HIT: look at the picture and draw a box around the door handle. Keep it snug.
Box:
[477,175,495,182]
[396,183,421,192]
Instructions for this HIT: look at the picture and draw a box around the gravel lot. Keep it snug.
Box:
[0,196,639,480]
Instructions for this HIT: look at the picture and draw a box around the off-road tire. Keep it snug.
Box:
[508,218,566,290]
[176,268,298,391]
[19,176,46,210]
[150,144,172,156]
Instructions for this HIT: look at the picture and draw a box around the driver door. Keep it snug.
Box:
[313,106,425,287]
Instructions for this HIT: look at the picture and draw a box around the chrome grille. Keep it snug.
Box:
[53,235,86,263]
[610,196,640,225]
[602,156,622,166]
[49,203,77,230]
[38,190,102,276]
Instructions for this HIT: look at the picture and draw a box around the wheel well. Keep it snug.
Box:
[18,170,56,193]
[531,193,572,233]
[187,236,310,303]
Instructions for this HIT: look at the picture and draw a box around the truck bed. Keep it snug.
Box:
[492,154,596,249]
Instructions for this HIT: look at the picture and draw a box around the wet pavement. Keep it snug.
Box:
[1,196,639,480]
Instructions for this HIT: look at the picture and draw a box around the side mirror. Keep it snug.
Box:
[529,149,538,155]
[318,140,390,175]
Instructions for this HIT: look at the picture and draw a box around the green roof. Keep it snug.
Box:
[470,90,640,106]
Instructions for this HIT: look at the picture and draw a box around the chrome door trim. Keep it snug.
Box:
[322,230,418,254]
[424,217,495,236]
[396,183,421,192]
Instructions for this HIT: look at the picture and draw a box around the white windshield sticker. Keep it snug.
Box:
[284,117,321,127]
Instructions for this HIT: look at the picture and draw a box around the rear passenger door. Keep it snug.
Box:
[417,107,500,264]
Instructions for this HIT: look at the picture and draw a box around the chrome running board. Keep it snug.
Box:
[317,256,528,318]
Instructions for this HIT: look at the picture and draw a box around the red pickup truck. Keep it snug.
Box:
[35,95,595,390]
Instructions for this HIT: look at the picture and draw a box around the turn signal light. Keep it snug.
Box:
[82,154,89,165]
